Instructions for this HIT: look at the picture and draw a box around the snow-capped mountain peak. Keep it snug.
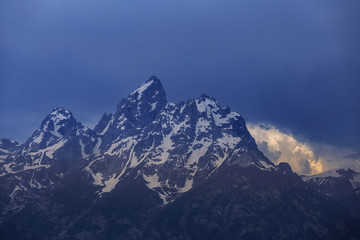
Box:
[129,76,165,101]
[95,76,168,146]
[84,77,274,202]
[0,108,99,177]
[120,75,167,112]
[48,107,72,123]
[1,77,273,203]
[26,107,81,150]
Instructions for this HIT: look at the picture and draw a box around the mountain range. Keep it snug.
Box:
[0,76,359,239]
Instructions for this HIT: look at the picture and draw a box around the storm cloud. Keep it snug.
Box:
[248,123,360,175]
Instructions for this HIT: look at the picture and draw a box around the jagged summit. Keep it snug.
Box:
[52,106,69,112]
[0,107,100,176]
[82,76,274,201]
[199,93,214,99]
[94,112,113,134]
[27,107,83,148]
[113,76,167,124]
[94,77,168,147]
[42,107,74,126]
[146,75,160,83]
[128,75,167,102]
[0,76,272,197]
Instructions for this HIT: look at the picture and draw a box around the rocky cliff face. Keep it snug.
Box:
[85,76,274,203]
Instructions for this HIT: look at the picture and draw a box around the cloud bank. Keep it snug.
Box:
[248,123,360,175]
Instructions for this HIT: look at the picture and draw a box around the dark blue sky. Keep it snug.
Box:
[1,0,359,153]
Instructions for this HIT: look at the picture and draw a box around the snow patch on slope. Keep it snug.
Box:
[178,178,193,193]
[79,140,89,159]
[196,98,218,115]
[100,118,114,135]
[186,140,212,169]
[143,173,169,204]
[85,159,104,186]
[101,167,127,193]
[213,112,240,126]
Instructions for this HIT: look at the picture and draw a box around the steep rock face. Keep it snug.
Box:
[86,77,274,203]
[95,76,167,141]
